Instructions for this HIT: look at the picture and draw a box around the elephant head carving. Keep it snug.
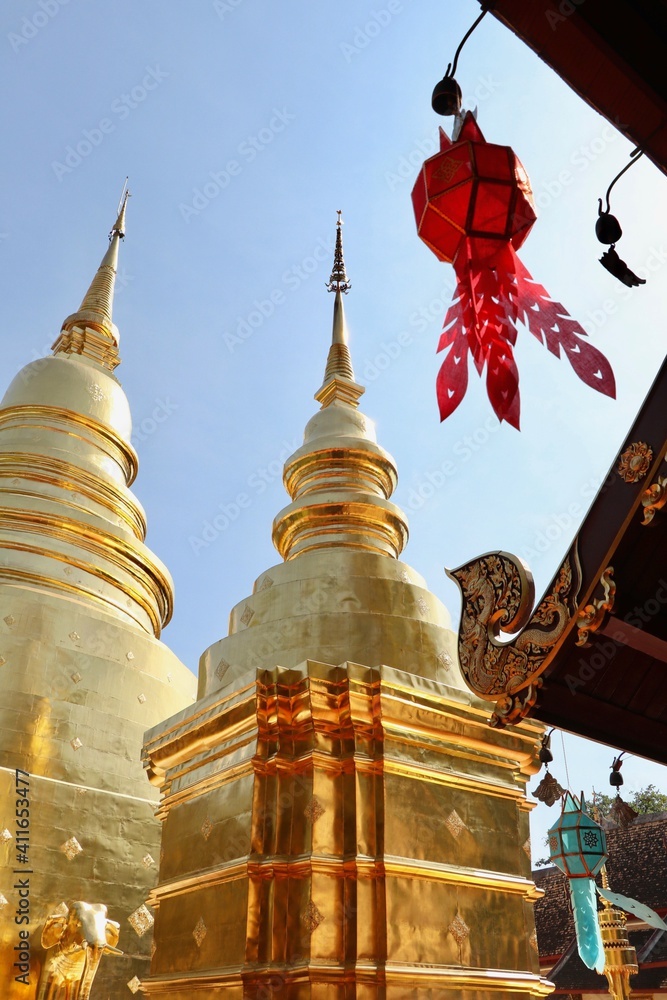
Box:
[37,901,122,1000]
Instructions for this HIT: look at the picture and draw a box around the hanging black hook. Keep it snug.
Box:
[596,147,646,286]
[431,4,494,116]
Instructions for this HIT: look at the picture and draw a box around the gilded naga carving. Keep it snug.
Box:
[37,901,122,1000]
[447,547,582,727]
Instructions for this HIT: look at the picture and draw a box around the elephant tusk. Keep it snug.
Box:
[104,944,124,956]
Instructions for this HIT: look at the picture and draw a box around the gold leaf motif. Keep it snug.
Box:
[201,817,213,841]
[126,651,135,661]
[258,575,274,591]
[70,737,83,751]
[137,693,146,704]
[304,797,325,823]
[127,976,142,994]
[529,928,539,952]
[417,597,428,616]
[437,650,452,670]
[193,916,207,947]
[128,904,154,937]
[240,605,255,626]
[617,441,653,483]
[87,383,105,402]
[448,913,470,945]
[301,899,324,932]
[60,837,83,860]
[641,473,667,525]
[142,853,155,868]
[3,615,15,626]
[215,658,231,682]
[522,839,531,857]
[69,631,80,642]
[0,829,12,843]
[533,772,565,807]
[575,566,615,647]
[71,671,82,684]
[0,893,9,908]
[445,809,466,839]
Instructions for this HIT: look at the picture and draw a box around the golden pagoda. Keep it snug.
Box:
[0,194,195,998]
[143,215,550,999]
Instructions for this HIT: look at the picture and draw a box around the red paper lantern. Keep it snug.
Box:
[412,112,615,428]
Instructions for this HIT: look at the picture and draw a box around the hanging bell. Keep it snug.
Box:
[595,209,623,245]
[610,753,625,787]
[431,75,462,116]
[533,771,566,807]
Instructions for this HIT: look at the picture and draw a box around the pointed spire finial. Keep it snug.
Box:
[326,211,351,294]
[52,183,130,371]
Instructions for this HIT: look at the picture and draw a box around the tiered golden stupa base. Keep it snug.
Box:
[143,658,549,1000]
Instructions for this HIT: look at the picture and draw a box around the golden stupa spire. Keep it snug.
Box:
[316,212,364,408]
[51,182,130,371]
[272,213,408,561]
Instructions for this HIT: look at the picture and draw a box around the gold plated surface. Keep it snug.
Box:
[145,238,548,998]
[0,203,196,998]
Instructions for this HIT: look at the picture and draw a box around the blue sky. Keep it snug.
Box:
[1,0,666,858]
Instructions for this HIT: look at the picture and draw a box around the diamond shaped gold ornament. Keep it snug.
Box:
[445,809,466,838]
[448,912,470,945]
[304,797,325,823]
[60,837,83,860]
[127,976,142,994]
[240,605,255,626]
[128,904,154,937]
[302,899,324,932]
[201,816,213,840]
[70,737,83,751]
[0,828,12,843]
[142,853,155,868]
[193,916,207,947]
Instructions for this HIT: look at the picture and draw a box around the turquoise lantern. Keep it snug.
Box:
[548,792,607,973]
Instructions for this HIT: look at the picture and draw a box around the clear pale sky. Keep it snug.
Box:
[1,0,665,859]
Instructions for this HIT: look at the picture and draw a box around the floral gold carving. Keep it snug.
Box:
[448,547,582,727]
[302,899,324,932]
[445,809,466,839]
[128,904,154,937]
[304,797,325,823]
[448,913,470,945]
[127,976,142,994]
[642,472,667,525]
[60,837,83,861]
[575,566,615,647]
[193,916,207,947]
[201,817,213,840]
[617,441,653,483]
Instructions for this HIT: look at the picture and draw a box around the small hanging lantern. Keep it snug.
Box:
[549,792,607,973]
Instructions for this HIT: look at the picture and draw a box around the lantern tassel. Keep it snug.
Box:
[437,242,616,428]
[570,879,606,973]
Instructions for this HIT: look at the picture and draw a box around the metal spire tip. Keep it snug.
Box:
[326,210,351,294]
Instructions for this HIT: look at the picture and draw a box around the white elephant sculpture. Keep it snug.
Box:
[37,901,122,1000]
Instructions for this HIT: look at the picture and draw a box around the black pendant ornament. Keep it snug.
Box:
[596,148,646,287]
[533,730,566,807]
[608,753,638,827]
